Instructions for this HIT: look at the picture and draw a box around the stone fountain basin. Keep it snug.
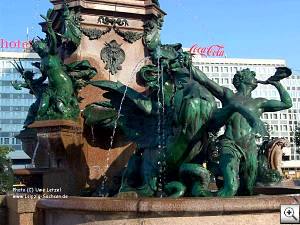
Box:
[32,195,299,225]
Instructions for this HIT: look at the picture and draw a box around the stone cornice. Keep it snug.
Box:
[50,0,166,17]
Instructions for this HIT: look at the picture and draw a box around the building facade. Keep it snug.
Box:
[191,56,300,177]
[0,52,40,168]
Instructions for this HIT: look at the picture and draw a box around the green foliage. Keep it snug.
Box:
[0,146,14,194]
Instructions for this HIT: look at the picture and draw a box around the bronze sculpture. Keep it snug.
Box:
[16,2,293,198]
[13,6,96,124]
[83,13,293,197]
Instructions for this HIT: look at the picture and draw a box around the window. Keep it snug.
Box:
[0,93,10,98]
[4,138,9,144]
[0,106,10,111]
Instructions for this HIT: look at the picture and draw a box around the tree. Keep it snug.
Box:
[0,146,14,194]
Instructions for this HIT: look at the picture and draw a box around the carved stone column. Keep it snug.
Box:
[51,0,165,108]
[38,0,166,195]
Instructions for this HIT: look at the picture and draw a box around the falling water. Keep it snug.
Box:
[91,125,95,144]
[30,133,50,168]
[30,136,40,168]
[160,64,167,197]
[156,47,162,196]
[99,56,151,197]
[155,47,167,197]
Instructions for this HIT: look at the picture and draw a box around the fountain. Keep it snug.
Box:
[4,0,300,225]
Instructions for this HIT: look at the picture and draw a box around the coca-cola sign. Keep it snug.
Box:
[190,44,225,57]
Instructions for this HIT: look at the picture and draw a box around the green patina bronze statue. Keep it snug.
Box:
[19,2,292,198]
[11,60,48,127]
[185,66,292,196]
[83,8,292,197]
[32,9,80,120]
[13,6,96,124]
[84,15,219,197]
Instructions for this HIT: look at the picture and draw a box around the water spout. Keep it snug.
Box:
[99,57,151,197]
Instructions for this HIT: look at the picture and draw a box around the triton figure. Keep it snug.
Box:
[190,67,292,196]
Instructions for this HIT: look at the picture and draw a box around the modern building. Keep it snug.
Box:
[191,56,300,177]
[0,52,40,169]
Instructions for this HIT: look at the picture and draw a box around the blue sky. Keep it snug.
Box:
[0,0,299,70]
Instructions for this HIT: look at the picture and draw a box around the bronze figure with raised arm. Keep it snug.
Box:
[191,66,292,196]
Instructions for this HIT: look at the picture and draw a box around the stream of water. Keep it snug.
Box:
[98,57,151,197]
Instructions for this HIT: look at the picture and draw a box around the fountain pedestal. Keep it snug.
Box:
[26,0,165,195]
[25,120,85,195]
[17,0,165,196]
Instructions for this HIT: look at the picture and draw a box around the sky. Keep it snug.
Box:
[0,0,299,70]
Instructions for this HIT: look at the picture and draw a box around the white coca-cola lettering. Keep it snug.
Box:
[190,44,225,57]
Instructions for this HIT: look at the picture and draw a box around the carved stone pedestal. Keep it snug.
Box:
[26,120,84,195]
[35,0,165,195]
[50,0,165,107]
[17,0,165,196]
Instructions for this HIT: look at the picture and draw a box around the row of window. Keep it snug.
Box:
[0,68,38,74]
[269,124,290,132]
[287,86,300,91]
[0,93,35,99]
[290,155,300,161]
[262,113,298,120]
[194,65,278,75]
[0,137,22,145]
[0,80,21,86]
[0,132,20,137]
[211,77,232,85]
[0,72,40,81]
[0,119,24,124]
[195,64,300,80]
[0,59,38,68]
[0,106,30,111]
[0,68,21,73]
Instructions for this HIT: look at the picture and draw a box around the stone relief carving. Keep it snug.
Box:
[81,27,112,40]
[81,16,143,43]
[100,40,125,75]
[98,16,129,27]
[114,27,143,43]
